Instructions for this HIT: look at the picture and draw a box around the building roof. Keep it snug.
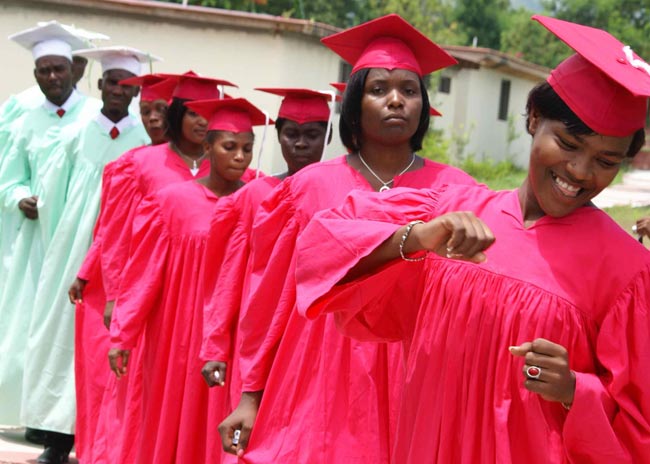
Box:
[442,45,551,81]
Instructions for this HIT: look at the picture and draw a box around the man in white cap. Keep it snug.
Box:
[0,20,108,129]
[17,46,156,464]
[0,22,107,464]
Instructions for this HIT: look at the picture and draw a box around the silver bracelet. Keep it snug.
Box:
[399,220,427,262]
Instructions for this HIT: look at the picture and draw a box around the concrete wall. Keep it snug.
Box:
[433,64,541,168]
[0,0,346,173]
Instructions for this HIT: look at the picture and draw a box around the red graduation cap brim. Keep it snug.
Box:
[157,71,238,101]
[256,87,332,124]
[185,98,273,133]
[118,74,176,102]
[330,82,347,93]
[321,14,457,77]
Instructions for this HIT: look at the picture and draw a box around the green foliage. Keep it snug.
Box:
[157,0,379,27]
[156,0,650,79]
[459,156,527,190]
[603,205,650,248]
[544,0,650,61]
[419,130,528,190]
[500,7,572,68]
[502,1,650,67]
[453,0,510,49]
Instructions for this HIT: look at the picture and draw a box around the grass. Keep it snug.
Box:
[602,205,650,249]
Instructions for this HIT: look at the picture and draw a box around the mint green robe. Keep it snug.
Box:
[19,116,148,433]
[0,95,98,426]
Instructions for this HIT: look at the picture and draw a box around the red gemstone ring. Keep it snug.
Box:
[526,365,542,380]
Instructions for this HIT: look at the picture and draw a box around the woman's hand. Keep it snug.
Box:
[408,212,495,263]
[635,217,650,238]
[509,338,576,407]
[68,278,87,304]
[108,348,131,379]
[201,361,227,387]
[103,300,115,330]
[218,390,262,457]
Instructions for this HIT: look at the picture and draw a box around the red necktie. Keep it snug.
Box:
[109,126,120,140]
[56,108,65,118]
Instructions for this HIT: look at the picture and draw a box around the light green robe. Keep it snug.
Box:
[0,94,98,426]
[19,115,148,433]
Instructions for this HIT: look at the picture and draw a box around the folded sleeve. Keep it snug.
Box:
[110,194,169,350]
[0,123,33,210]
[563,265,650,462]
[77,160,118,281]
[237,179,302,391]
[296,187,442,342]
[99,152,142,300]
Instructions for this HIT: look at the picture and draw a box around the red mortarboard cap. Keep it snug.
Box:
[533,15,650,136]
[145,78,177,102]
[158,71,237,101]
[255,88,331,124]
[185,98,273,133]
[321,14,457,77]
[119,74,175,102]
[330,83,346,102]
[330,82,346,94]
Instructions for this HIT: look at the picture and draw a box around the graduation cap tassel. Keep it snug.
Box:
[623,46,650,76]
[322,90,336,160]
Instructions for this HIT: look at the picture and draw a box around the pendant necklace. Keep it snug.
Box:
[358,152,416,192]
[171,142,206,176]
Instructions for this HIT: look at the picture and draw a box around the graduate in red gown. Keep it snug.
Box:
[73,72,239,464]
[217,14,476,463]
[108,97,270,464]
[69,73,175,463]
[296,16,650,463]
[200,88,333,413]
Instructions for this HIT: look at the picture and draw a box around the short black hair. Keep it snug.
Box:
[526,82,645,158]
[165,97,190,146]
[339,68,431,153]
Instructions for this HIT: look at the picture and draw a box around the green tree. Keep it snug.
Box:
[452,0,511,49]
[157,0,380,27]
[544,0,650,60]
[501,7,572,68]
[502,1,650,67]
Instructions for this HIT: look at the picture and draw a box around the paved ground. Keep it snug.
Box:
[593,169,650,208]
[0,426,77,464]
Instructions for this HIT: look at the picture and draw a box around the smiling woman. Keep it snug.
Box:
[295,15,650,463]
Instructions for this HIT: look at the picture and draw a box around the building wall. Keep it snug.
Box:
[0,0,346,173]
[433,65,542,168]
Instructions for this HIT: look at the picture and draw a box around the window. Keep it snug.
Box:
[336,61,353,113]
[438,76,451,94]
[498,79,511,121]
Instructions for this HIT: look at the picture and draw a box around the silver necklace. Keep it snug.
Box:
[171,142,206,176]
[358,152,416,192]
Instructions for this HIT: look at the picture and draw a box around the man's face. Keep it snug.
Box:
[34,55,73,106]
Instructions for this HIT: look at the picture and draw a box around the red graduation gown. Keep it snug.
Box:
[237,156,475,463]
[297,185,650,463]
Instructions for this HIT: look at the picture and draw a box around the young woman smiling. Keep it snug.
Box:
[296,16,650,463]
